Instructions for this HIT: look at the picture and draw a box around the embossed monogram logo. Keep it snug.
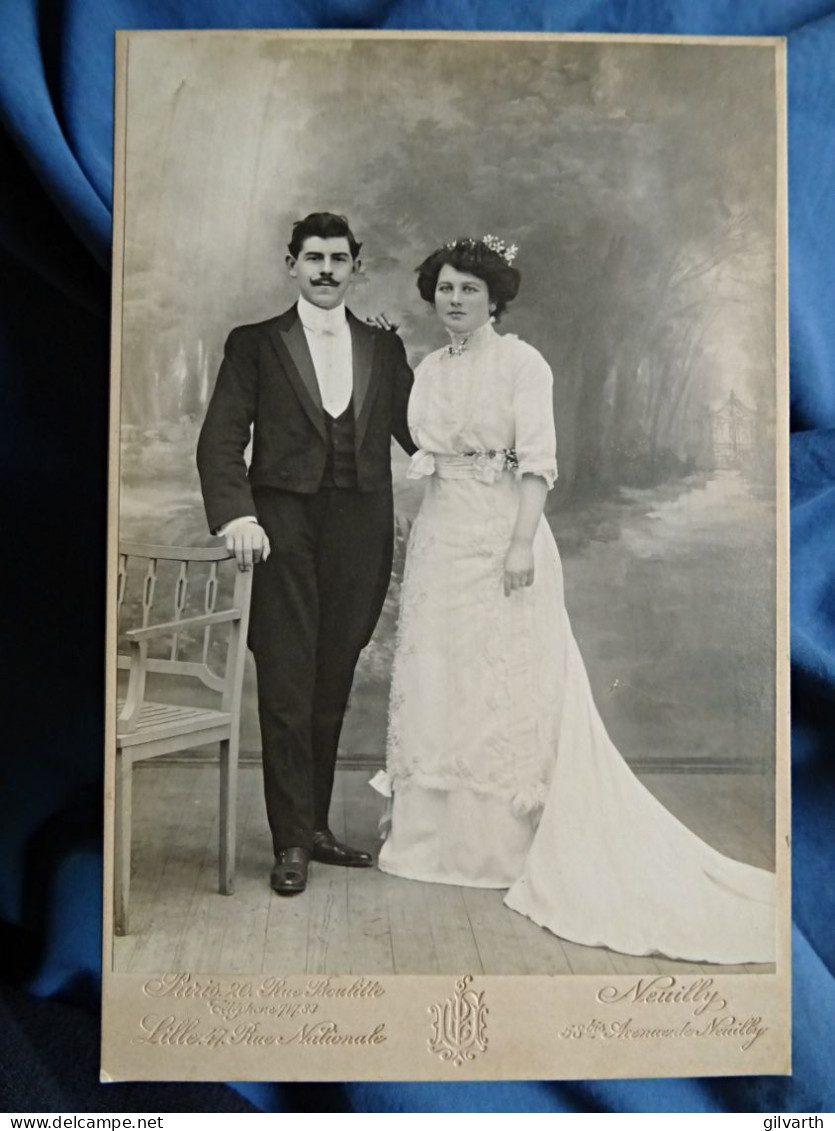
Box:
[428,975,488,1067]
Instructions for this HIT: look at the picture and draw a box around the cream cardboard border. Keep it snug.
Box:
[101,29,791,1082]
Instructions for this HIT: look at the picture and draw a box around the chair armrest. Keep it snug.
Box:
[118,640,148,734]
[124,608,242,642]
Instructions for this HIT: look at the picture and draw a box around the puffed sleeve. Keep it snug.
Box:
[512,343,558,489]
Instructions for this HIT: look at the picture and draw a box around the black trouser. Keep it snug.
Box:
[249,486,393,853]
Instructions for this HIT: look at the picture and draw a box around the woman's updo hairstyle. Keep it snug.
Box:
[415,237,521,322]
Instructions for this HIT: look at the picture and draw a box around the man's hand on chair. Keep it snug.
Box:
[223,517,271,571]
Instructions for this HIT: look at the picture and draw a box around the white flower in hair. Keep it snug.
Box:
[443,235,519,265]
[482,234,519,265]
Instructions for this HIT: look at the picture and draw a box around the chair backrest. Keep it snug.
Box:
[117,542,252,711]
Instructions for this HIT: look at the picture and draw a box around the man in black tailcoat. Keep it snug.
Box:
[197,212,414,894]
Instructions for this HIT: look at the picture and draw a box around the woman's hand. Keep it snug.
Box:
[503,539,535,596]
[365,312,400,332]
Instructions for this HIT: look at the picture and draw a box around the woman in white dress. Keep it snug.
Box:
[371,236,776,964]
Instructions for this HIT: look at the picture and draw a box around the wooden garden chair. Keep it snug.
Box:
[114,543,253,935]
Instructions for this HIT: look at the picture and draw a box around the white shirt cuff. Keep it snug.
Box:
[217,515,258,537]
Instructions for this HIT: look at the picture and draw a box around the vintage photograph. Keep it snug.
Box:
[104,30,788,1080]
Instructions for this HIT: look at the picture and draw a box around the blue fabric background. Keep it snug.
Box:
[1,0,833,1113]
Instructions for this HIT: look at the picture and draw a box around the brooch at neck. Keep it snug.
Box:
[447,336,470,358]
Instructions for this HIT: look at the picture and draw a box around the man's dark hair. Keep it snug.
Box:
[415,239,521,322]
[288,212,362,260]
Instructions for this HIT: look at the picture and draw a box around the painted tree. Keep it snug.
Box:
[121,37,776,506]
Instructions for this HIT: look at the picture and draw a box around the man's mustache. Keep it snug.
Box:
[311,277,338,286]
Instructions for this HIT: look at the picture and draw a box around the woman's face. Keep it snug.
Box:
[434,264,494,335]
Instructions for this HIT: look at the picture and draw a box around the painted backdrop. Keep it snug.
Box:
[118,34,778,775]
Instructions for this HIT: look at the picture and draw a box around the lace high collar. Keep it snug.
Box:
[445,319,496,356]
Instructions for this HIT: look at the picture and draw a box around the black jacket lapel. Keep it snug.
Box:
[350,313,378,450]
[268,310,327,441]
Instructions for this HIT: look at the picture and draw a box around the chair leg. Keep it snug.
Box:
[219,737,237,895]
[114,748,132,936]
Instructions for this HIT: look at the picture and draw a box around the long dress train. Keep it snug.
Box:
[371,321,776,964]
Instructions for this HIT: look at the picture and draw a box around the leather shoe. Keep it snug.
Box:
[270,846,310,895]
[311,829,372,868]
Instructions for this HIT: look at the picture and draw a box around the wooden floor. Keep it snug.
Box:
[112,765,775,977]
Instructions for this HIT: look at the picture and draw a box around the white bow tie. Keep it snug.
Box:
[298,298,348,338]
